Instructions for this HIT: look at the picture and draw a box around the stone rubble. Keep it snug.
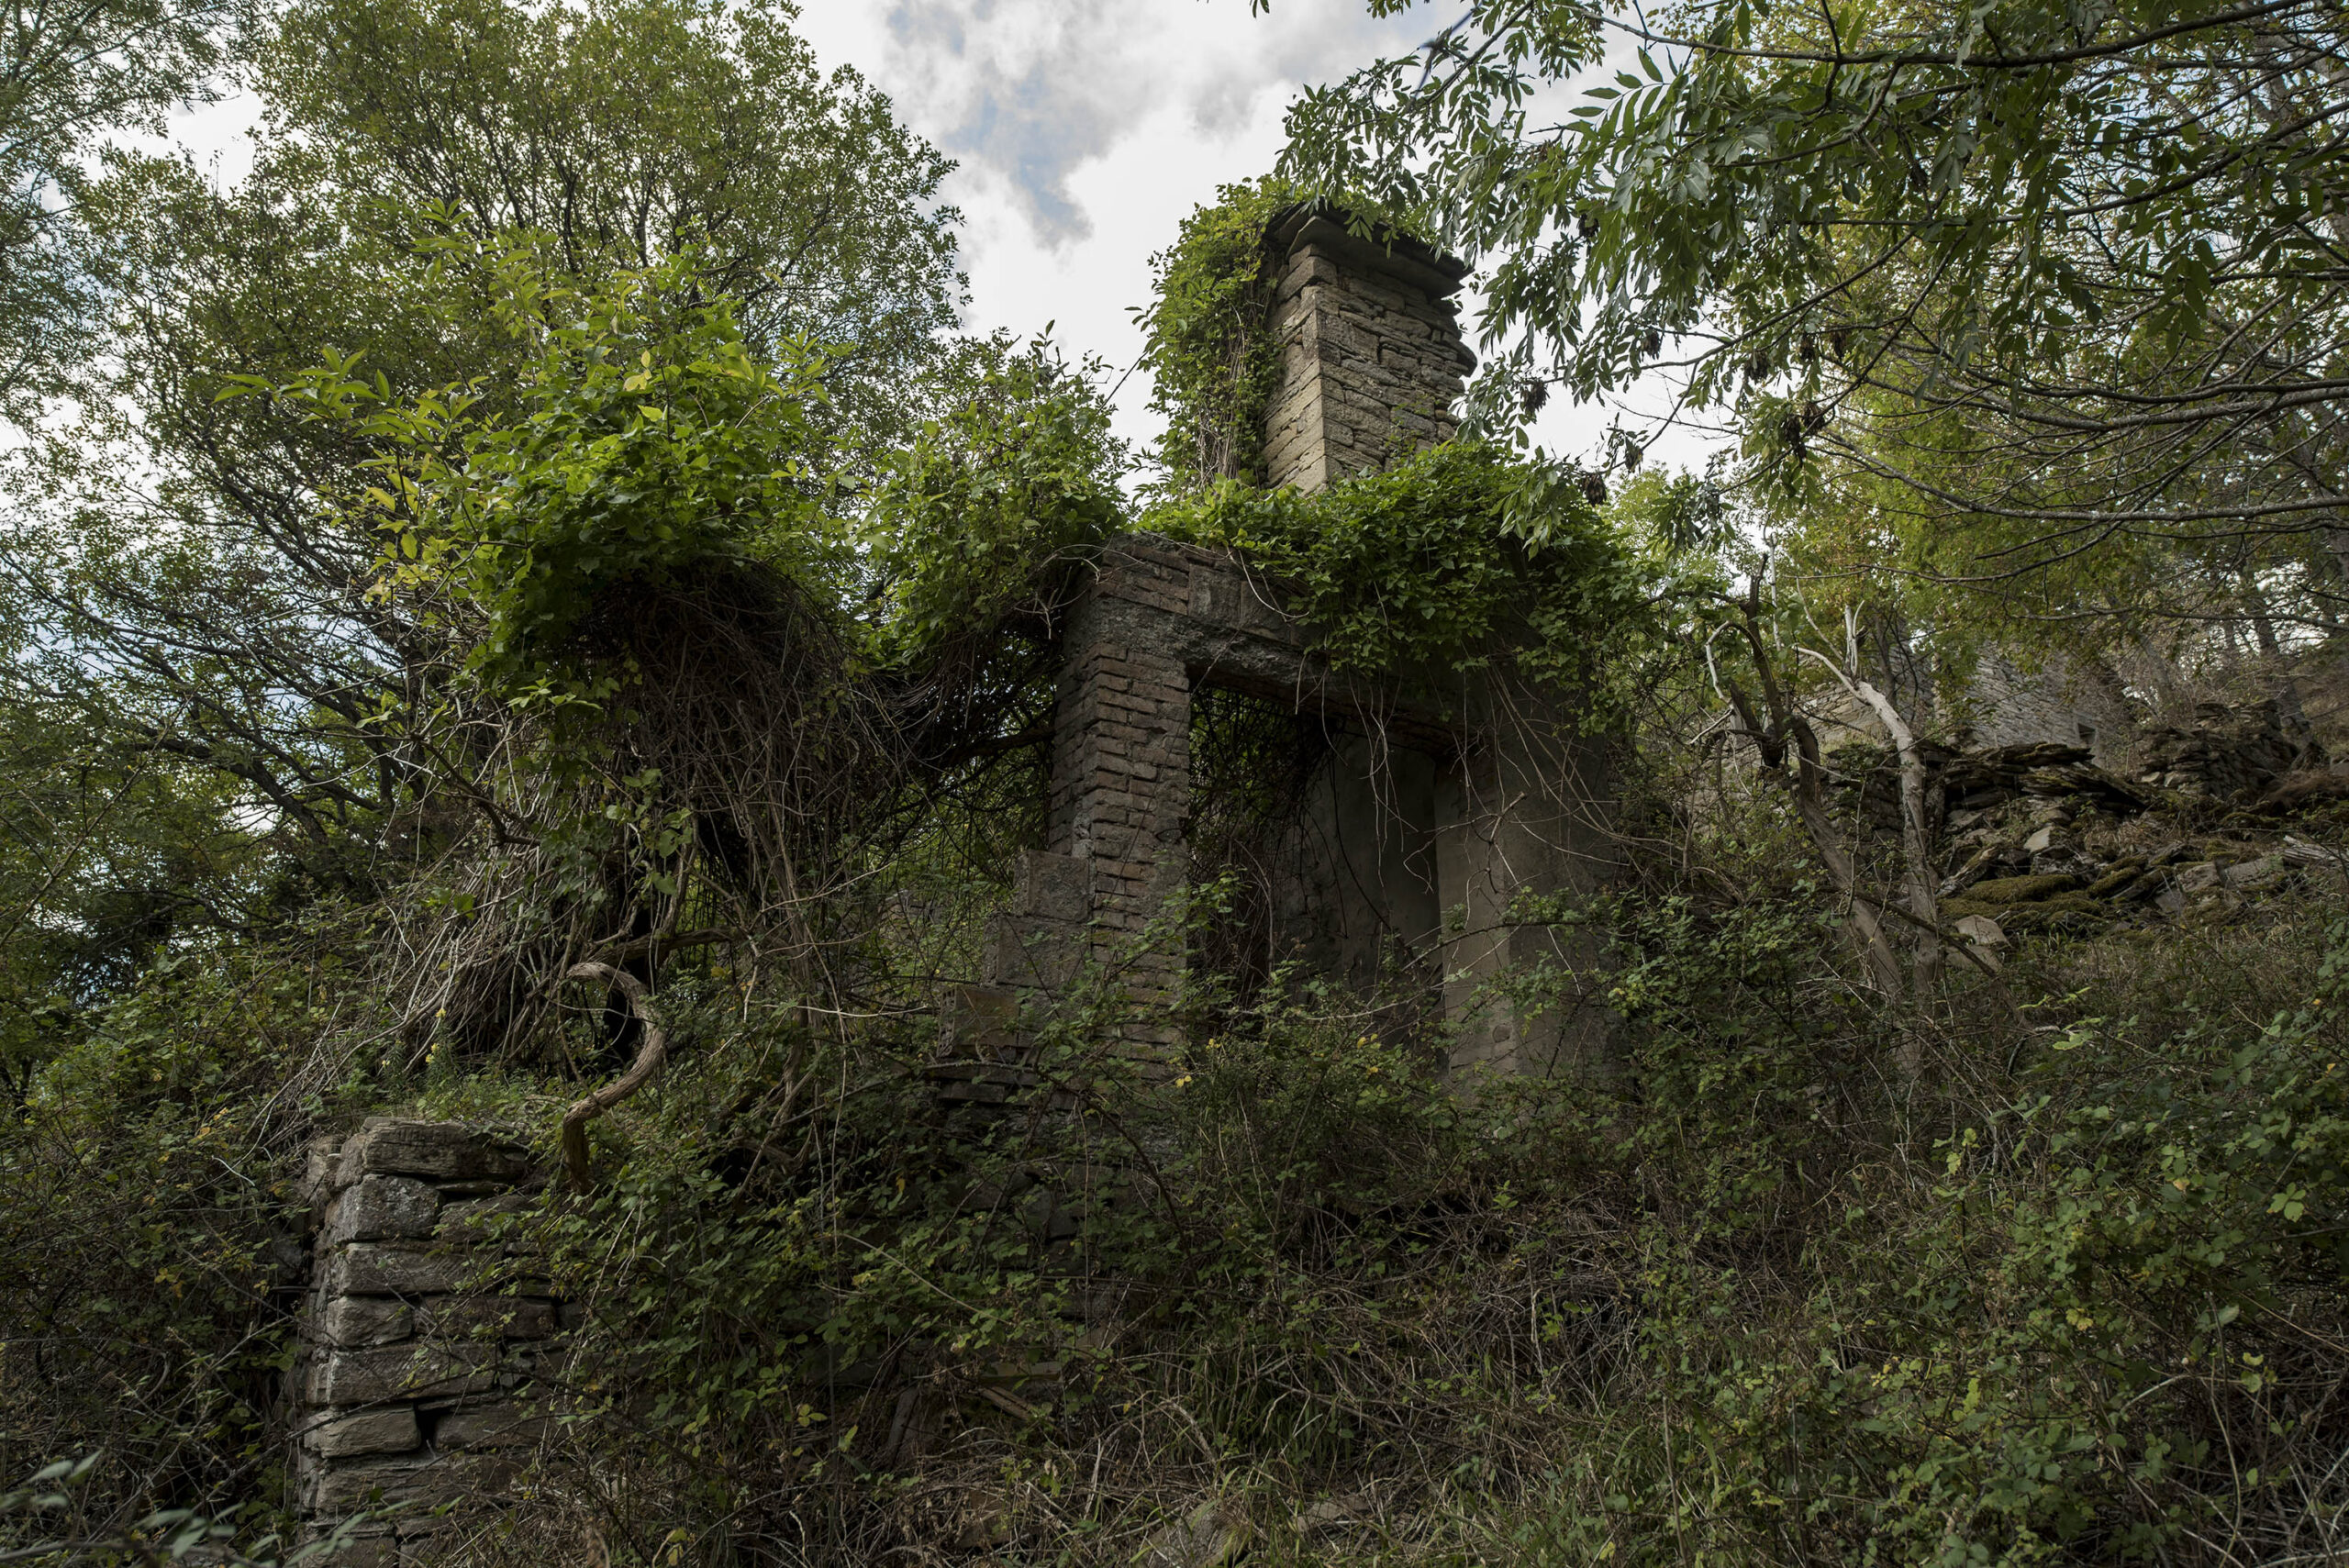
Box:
[1833,707,2349,946]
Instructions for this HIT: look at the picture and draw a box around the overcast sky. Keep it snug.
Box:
[792,0,1715,473]
[164,0,1721,480]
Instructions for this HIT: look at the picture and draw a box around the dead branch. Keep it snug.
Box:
[1799,645,1944,990]
[558,961,669,1190]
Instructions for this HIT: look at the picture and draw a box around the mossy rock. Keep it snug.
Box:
[1944,887,2111,933]
[1963,873,2083,905]
[2083,861,2146,899]
[1994,893,2111,934]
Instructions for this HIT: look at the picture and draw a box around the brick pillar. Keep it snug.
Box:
[1044,638,1189,1054]
[1261,206,1475,494]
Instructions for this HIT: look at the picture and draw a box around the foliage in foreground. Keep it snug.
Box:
[11,780,2343,1565]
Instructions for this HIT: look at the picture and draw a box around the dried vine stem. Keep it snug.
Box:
[558,961,667,1190]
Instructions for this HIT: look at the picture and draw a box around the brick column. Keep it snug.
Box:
[1261,207,1475,494]
[1044,639,1189,1054]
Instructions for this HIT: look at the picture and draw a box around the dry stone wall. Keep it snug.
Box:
[293,1119,559,1565]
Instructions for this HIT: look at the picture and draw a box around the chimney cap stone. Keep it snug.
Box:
[1264,200,1472,303]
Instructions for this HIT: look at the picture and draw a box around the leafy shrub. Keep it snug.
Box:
[1150,439,1650,694]
[245,243,845,691]
[0,917,379,1549]
[863,332,1130,666]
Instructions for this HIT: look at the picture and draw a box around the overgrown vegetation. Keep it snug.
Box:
[1152,440,1650,695]
[1137,176,1301,492]
[2,0,2347,1564]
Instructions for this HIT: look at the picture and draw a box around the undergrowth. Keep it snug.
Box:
[17,807,2340,1565]
[395,872,2349,1566]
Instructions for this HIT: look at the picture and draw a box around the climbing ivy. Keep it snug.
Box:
[1147,440,1653,698]
[1138,176,1298,493]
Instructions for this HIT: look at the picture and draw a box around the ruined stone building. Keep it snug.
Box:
[1816,645,2137,771]
[287,205,1616,1558]
[937,204,1615,1085]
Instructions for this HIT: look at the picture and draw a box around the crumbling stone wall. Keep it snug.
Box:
[1261,206,1475,494]
[1957,649,2136,770]
[2137,698,2326,798]
[293,1118,557,1564]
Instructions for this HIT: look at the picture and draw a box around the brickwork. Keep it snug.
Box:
[941,530,1612,1077]
[1261,207,1475,493]
[292,1119,558,1564]
[946,534,1426,1063]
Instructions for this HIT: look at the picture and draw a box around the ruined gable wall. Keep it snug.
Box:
[1953,649,2137,769]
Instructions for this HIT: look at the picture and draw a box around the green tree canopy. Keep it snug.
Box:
[1280,0,2349,637]
[0,0,245,414]
[0,0,971,1025]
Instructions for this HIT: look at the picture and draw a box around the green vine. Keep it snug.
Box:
[1139,176,1299,493]
[1147,441,1652,698]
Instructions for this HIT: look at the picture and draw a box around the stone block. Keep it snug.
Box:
[323,1296,414,1348]
[433,1193,532,1244]
[1014,850,1092,923]
[394,1451,520,1513]
[302,1138,345,1208]
[329,1176,440,1245]
[420,1296,560,1341]
[941,984,1019,1055]
[307,1342,495,1405]
[1275,251,1341,299]
[2223,853,2281,889]
[305,1407,424,1459]
[301,1456,429,1517]
[310,1529,399,1567]
[436,1403,551,1450]
[306,1451,517,1526]
[328,1243,469,1297]
[2176,861,2222,895]
[344,1119,529,1184]
[988,917,1087,989]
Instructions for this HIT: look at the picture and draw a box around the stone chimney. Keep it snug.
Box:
[1260,205,1477,493]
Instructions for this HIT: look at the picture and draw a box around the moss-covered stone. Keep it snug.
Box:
[1944,887,2110,932]
[1963,873,2083,905]
[2083,860,2146,899]
[2001,894,2109,933]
